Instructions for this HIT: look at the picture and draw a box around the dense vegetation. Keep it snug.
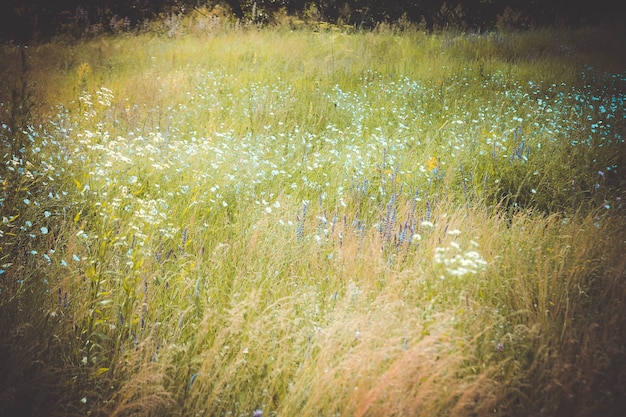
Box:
[1,0,623,41]
[1,12,625,417]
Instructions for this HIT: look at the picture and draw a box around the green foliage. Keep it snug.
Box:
[1,24,626,416]
[2,0,624,41]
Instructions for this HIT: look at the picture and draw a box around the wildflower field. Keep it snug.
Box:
[1,20,626,417]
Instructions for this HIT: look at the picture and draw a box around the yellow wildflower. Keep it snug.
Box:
[427,156,438,171]
[77,62,91,79]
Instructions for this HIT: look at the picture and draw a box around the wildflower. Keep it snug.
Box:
[421,220,434,229]
[181,228,188,248]
[426,156,438,171]
[253,410,263,417]
[76,62,92,79]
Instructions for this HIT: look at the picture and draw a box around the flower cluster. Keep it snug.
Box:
[434,232,487,278]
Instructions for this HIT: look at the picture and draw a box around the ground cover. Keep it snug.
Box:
[1,23,625,416]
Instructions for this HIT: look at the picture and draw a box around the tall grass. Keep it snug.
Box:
[1,21,625,416]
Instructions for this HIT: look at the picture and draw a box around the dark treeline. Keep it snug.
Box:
[0,0,622,41]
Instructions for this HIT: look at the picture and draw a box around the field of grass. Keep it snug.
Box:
[1,19,626,417]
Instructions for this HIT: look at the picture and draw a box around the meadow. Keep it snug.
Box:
[1,16,625,417]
